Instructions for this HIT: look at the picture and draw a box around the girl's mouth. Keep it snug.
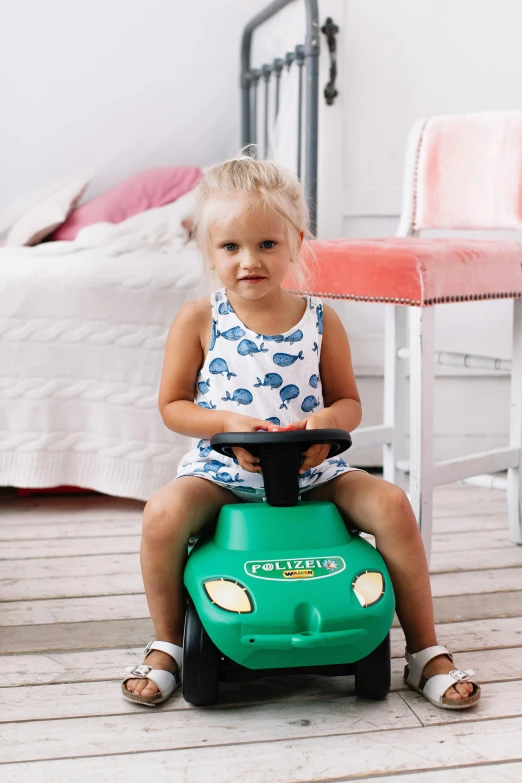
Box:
[239,276,266,284]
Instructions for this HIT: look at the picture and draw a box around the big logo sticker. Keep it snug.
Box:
[245,556,345,581]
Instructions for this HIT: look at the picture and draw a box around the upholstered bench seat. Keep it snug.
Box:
[304,238,522,306]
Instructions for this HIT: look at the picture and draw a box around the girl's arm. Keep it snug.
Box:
[313,304,362,431]
[158,301,268,462]
[285,304,362,472]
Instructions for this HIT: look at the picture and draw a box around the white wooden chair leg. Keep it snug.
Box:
[507,298,522,545]
[408,306,435,561]
[383,304,408,490]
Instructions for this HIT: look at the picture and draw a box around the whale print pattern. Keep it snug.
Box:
[254,373,283,389]
[221,388,253,406]
[217,326,246,342]
[256,330,303,345]
[194,459,227,474]
[273,351,304,367]
[257,333,285,343]
[301,395,320,413]
[197,378,210,395]
[284,329,303,345]
[237,339,268,357]
[209,320,218,351]
[279,384,300,409]
[316,304,324,335]
[218,300,235,315]
[209,357,236,380]
[176,288,359,498]
[197,440,212,458]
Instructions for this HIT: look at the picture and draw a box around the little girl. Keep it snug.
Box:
[122,157,480,710]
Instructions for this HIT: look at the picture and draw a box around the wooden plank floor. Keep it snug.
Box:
[1,483,521,782]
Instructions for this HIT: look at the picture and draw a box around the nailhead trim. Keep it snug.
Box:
[411,120,429,232]
[287,290,522,307]
[422,291,522,306]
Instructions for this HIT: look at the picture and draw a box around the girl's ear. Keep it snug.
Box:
[290,231,305,264]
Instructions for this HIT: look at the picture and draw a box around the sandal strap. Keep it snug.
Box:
[423,669,477,704]
[144,639,183,670]
[405,645,453,688]
[123,665,180,698]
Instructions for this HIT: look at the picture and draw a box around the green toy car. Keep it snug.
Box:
[182,429,395,706]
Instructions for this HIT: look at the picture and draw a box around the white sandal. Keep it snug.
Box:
[404,645,481,709]
[121,640,182,707]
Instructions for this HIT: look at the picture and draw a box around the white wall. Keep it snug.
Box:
[0,0,344,232]
[341,0,522,224]
[0,0,270,225]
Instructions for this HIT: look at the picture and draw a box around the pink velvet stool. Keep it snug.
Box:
[291,112,522,560]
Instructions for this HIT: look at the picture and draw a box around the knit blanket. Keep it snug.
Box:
[0,215,204,500]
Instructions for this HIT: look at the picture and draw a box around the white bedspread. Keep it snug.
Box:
[0,206,205,500]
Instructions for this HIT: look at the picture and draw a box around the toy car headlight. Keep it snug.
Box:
[352,571,385,607]
[204,579,253,613]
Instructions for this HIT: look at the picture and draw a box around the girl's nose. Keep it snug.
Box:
[240,250,262,269]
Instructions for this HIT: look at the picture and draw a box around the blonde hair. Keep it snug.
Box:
[193,155,316,287]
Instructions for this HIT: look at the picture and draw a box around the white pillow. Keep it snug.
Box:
[5,181,89,246]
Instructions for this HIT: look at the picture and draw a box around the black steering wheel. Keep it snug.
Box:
[210,429,351,506]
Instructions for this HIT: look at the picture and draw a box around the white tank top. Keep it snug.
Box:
[176,288,356,499]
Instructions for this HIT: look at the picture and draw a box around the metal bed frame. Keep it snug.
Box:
[240,0,320,235]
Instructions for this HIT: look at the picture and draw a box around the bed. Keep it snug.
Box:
[0,210,205,500]
[0,0,324,501]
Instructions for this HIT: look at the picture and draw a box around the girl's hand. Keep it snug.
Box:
[267,412,333,473]
[222,412,270,474]
[300,413,332,473]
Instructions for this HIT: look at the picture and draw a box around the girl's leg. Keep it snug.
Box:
[125,476,237,698]
[304,471,473,701]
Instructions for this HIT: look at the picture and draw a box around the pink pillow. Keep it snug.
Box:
[51,166,203,241]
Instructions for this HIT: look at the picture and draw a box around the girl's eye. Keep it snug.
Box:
[260,240,276,249]
[223,243,237,252]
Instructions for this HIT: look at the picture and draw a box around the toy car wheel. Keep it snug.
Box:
[354,632,391,700]
[182,603,221,706]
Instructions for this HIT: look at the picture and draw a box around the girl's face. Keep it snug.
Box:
[208,194,300,300]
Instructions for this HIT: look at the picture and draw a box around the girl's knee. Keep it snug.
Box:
[142,496,187,543]
[369,482,409,516]
[363,482,417,537]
